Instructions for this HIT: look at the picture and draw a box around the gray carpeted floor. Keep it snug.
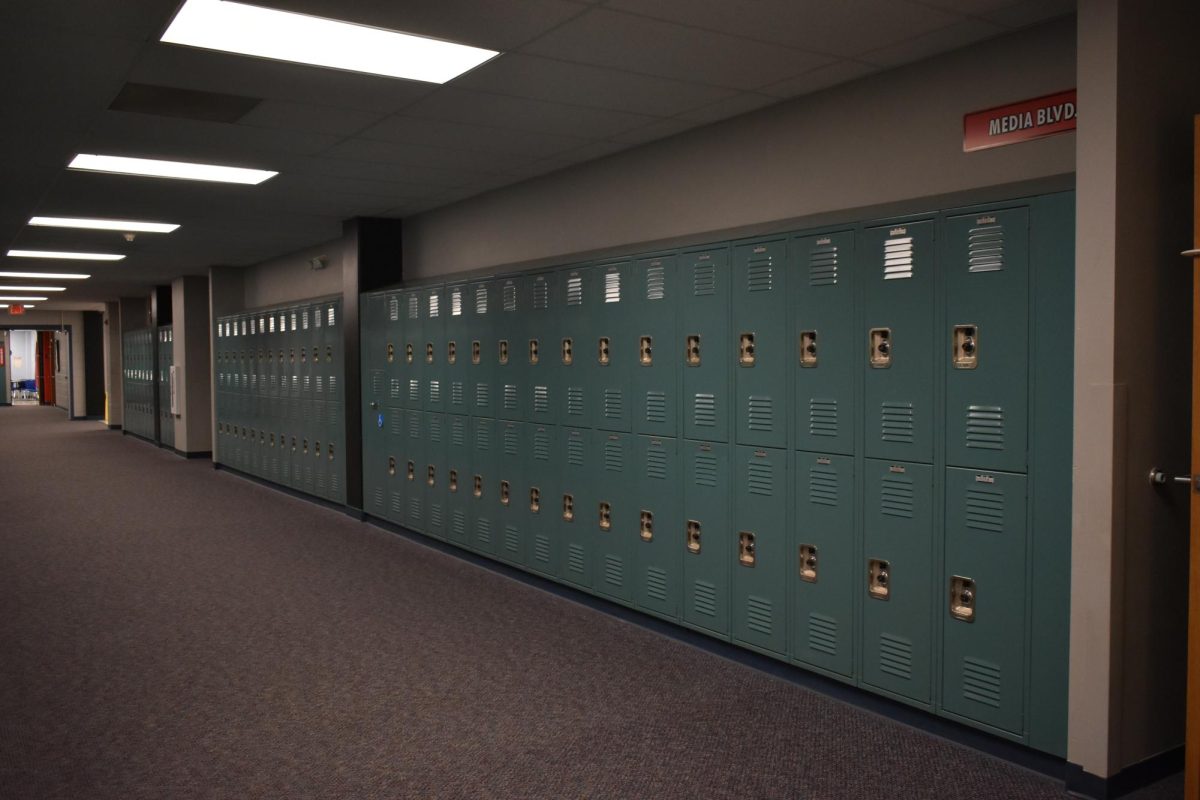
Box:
[0,406,1183,799]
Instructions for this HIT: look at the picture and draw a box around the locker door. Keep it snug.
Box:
[861,459,934,705]
[469,281,498,418]
[732,446,788,655]
[402,290,423,410]
[791,452,855,678]
[862,220,936,463]
[424,412,448,539]
[497,420,527,565]
[383,293,404,412]
[423,286,445,413]
[325,301,344,474]
[590,261,632,432]
[634,436,681,619]
[558,267,589,427]
[593,430,633,603]
[497,276,524,421]
[944,208,1029,473]
[404,409,426,532]
[526,424,559,577]
[558,426,593,588]
[387,405,407,525]
[362,293,389,518]
[444,283,469,416]
[470,416,498,554]
[526,273,555,424]
[733,238,789,448]
[682,440,732,637]
[794,231,856,455]
[633,253,679,437]
[445,414,472,545]
[942,468,1027,734]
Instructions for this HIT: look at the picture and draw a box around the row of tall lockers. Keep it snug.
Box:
[122,328,156,440]
[213,298,346,504]
[157,326,174,449]
[361,192,1073,754]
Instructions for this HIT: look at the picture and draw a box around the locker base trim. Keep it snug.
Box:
[1064,747,1183,800]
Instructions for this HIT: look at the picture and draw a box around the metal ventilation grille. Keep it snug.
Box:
[408,379,420,404]
[809,244,839,286]
[809,466,839,507]
[646,264,666,300]
[968,225,1005,272]
[693,452,718,487]
[407,296,419,319]
[566,275,583,305]
[567,387,584,417]
[389,413,403,437]
[475,286,488,314]
[429,503,444,529]
[645,567,668,601]
[533,277,549,309]
[883,236,914,280]
[881,402,915,443]
[428,292,440,317]
[604,270,621,303]
[504,526,520,555]
[450,381,464,407]
[879,633,914,679]
[747,459,774,496]
[407,497,422,524]
[693,580,718,618]
[428,414,442,443]
[962,657,1002,708]
[880,475,915,519]
[604,440,624,472]
[504,426,519,456]
[502,282,517,312]
[747,396,774,432]
[533,385,549,414]
[809,399,838,438]
[746,255,774,292]
[966,405,1005,451]
[645,445,667,480]
[450,288,463,316]
[692,394,716,428]
[408,414,421,439]
[503,384,518,410]
[533,429,550,461]
[372,487,385,511]
[475,517,491,546]
[451,418,466,447]
[808,613,838,656]
[644,391,667,424]
[452,510,467,539]
[474,382,490,408]
[533,535,551,564]
[604,555,624,587]
[603,389,624,420]
[746,595,774,636]
[693,262,716,296]
[567,435,584,466]
[390,492,403,517]
[475,422,491,450]
[966,487,1005,532]
[428,380,441,405]
[567,544,585,575]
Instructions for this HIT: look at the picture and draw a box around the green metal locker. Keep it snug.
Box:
[470,416,498,554]
[944,208,1029,473]
[633,253,678,438]
[385,292,404,410]
[593,429,633,603]
[470,281,498,418]
[526,423,559,577]
[793,231,856,456]
[497,276,525,421]
[402,289,423,409]
[861,220,936,464]
[423,286,445,414]
[558,267,589,427]
[158,327,174,450]
[497,420,527,565]
[362,293,389,518]
[589,260,632,432]
[634,435,680,619]
[682,440,731,637]
[861,458,934,705]
[446,414,472,545]
[424,412,448,539]
[733,238,788,448]
[526,272,555,424]
[404,409,426,532]
[941,467,1027,734]
[387,406,407,525]
[791,451,854,678]
[557,426,593,588]
[732,446,788,655]
[445,283,470,415]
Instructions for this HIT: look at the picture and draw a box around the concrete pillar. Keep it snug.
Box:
[171,276,213,454]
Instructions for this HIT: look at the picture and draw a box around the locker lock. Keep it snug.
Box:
[949,576,976,622]
[639,336,653,366]
[291,436,297,452]
[406,343,414,364]
[326,346,333,363]
[499,339,509,364]
[639,510,654,542]
[738,531,757,566]
[426,343,434,364]
[471,340,481,365]
[447,341,456,364]
[388,457,396,477]
[386,343,395,363]
[799,544,819,583]
[597,337,610,366]
[473,474,483,498]
[278,351,284,364]
[685,335,701,366]
[868,558,891,600]
[800,331,818,368]
[529,487,540,513]
[500,480,510,506]
[407,461,415,481]
[952,325,979,370]
[302,439,309,454]
[598,501,612,531]
[449,469,458,492]
[427,465,436,487]
[528,339,539,365]
[738,333,756,366]
[562,493,574,522]
[301,347,307,363]
[328,443,335,461]
[561,338,573,365]
[869,328,892,368]
[290,348,296,364]
[686,520,702,554]
[269,433,275,447]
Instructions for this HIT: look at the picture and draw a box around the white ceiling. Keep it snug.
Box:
[0,0,1074,308]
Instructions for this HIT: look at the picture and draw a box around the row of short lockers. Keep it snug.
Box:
[360,192,1074,755]
[157,327,174,449]
[213,299,345,504]
[122,327,157,441]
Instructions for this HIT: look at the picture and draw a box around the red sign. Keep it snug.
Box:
[8,304,25,315]
[964,89,1076,152]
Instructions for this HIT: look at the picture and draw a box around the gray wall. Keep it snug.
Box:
[242,239,343,309]
[3,309,88,416]
[403,17,1076,277]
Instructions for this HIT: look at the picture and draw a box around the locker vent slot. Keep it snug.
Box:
[407,497,422,523]
[475,517,491,545]
[429,380,441,404]
[534,430,550,461]
[881,402,915,443]
[504,428,519,456]
[808,245,839,287]
[450,288,463,316]
[645,567,668,601]
[645,446,667,480]
[504,526,520,555]
[883,236,914,280]
[747,396,774,432]
[879,633,914,679]
[692,263,716,296]
[646,265,666,300]
[962,657,1002,708]
[452,510,467,538]
[533,277,549,309]
[390,493,403,516]
[474,286,489,314]
[567,436,584,466]
[430,504,444,529]
[533,386,549,414]
[408,415,421,439]
[373,488,385,510]
[451,381,464,407]
[408,379,420,404]
[389,378,401,400]
[880,476,915,519]
[604,270,621,303]
[809,399,839,438]
[693,453,718,487]
[503,384,518,411]
[503,283,517,312]
[475,382,490,408]
[747,460,774,496]
[966,488,1005,533]
[968,226,1005,273]
[809,467,839,507]
[476,423,491,450]
[408,295,419,319]
[693,394,717,428]
[534,535,551,564]
[645,391,667,424]
[746,256,774,292]
[966,405,1005,451]
[428,293,440,317]
[604,389,624,420]
[566,275,583,306]
[451,422,465,447]
[808,613,839,656]
[567,387,584,417]
[746,595,774,636]
[567,544,585,575]
[429,416,443,443]
[604,440,624,472]
[390,415,403,436]
[388,297,399,321]
[693,581,717,618]
[604,556,624,587]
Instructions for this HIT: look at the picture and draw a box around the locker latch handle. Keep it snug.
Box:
[561,338,573,365]
[799,544,818,583]
[528,339,539,365]
[473,474,483,498]
[425,342,434,364]
[326,345,333,364]
[449,469,458,492]
[685,335,701,366]
[427,465,436,487]
[447,341,457,364]
[388,457,397,477]
[302,439,309,454]
[686,520,702,554]
[952,325,979,370]
[407,461,415,481]
[328,443,335,462]
[387,342,395,363]
[868,558,890,599]
[738,531,756,566]
[950,575,976,622]
[639,336,653,366]
[499,339,509,365]
[800,331,818,368]
[869,328,892,368]
[639,510,653,542]
[598,502,612,531]
[738,333,756,366]
[405,344,414,364]
[597,337,610,366]
[301,347,307,364]
[530,487,540,513]
[471,340,481,365]
[500,480,510,506]
[562,493,574,522]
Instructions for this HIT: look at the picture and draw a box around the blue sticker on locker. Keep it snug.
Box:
[377,412,385,429]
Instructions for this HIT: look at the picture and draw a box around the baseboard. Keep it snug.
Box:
[71,414,105,421]
[212,463,351,515]
[107,423,122,431]
[173,448,213,459]
[1066,747,1184,799]
[123,430,156,446]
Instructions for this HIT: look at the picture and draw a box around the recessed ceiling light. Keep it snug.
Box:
[0,296,49,302]
[68,154,277,185]
[0,272,90,280]
[0,286,67,292]
[7,249,125,261]
[29,216,180,233]
[161,0,498,83]
[0,304,35,309]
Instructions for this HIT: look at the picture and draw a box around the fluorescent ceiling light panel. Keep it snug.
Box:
[0,296,49,302]
[7,249,125,261]
[0,272,90,280]
[68,154,276,185]
[161,0,498,83]
[0,286,67,292]
[29,216,180,233]
[0,305,36,309]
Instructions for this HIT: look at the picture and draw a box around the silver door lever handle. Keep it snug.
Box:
[1148,468,1195,488]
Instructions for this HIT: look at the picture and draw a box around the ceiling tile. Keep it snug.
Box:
[674,93,781,124]
[980,0,1076,29]
[520,141,632,177]
[759,60,880,99]
[522,8,831,91]
[605,119,699,146]
[357,116,590,160]
[453,53,739,117]
[0,0,177,43]
[859,19,1007,67]
[321,138,536,178]
[237,100,386,138]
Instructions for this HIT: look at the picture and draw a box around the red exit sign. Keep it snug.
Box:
[964,89,1076,152]
[8,304,25,315]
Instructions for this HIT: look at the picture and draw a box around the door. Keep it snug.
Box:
[1186,114,1200,800]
